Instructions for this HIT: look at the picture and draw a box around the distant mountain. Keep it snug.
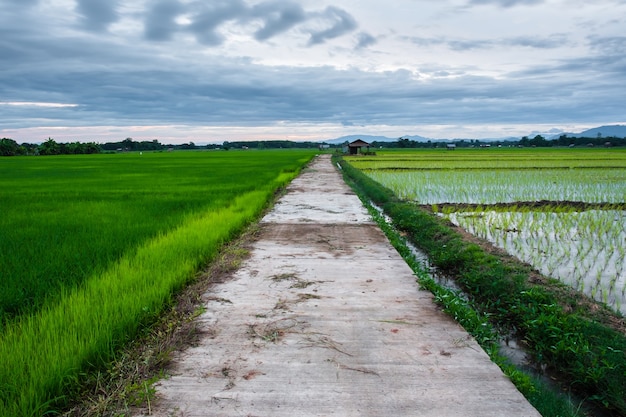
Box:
[550,125,626,139]
[324,125,626,144]
[575,125,626,138]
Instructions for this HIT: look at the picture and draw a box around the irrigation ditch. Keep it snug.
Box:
[336,156,626,417]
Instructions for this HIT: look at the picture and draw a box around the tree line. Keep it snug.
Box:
[220,140,322,150]
[0,137,328,156]
[1,138,101,156]
[375,134,626,149]
[2,134,625,157]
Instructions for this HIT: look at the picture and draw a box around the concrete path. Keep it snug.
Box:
[145,155,540,417]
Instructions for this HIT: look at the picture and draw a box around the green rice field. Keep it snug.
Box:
[346,148,626,314]
[0,149,315,416]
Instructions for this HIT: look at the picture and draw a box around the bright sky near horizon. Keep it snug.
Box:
[1,0,625,144]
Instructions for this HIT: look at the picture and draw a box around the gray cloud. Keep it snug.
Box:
[1,0,624,141]
[75,0,119,32]
[355,32,377,49]
[251,2,307,41]
[143,1,356,47]
[448,39,493,51]
[186,0,248,46]
[145,0,185,41]
[467,0,545,7]
[588,35,626,56]
[3,45,623,131]
[504,35,568,49]
[408,34,568,51]
[307,7,358,46]
[0,1,39,35]
[2,0,38,7]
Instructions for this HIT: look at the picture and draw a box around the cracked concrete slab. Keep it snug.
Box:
[141,155,540,417]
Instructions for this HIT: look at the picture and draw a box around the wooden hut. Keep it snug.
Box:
[347,139,370,155]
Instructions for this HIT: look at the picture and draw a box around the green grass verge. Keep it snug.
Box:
[336,156,626,416]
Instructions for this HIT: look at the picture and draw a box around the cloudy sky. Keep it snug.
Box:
[1,0,625,143]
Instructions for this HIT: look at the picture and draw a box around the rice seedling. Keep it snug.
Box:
[444,209,626,314]
[350,148,626,205]
[364,169,626,204]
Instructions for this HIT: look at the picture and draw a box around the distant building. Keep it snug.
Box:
[446,144,456,150]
